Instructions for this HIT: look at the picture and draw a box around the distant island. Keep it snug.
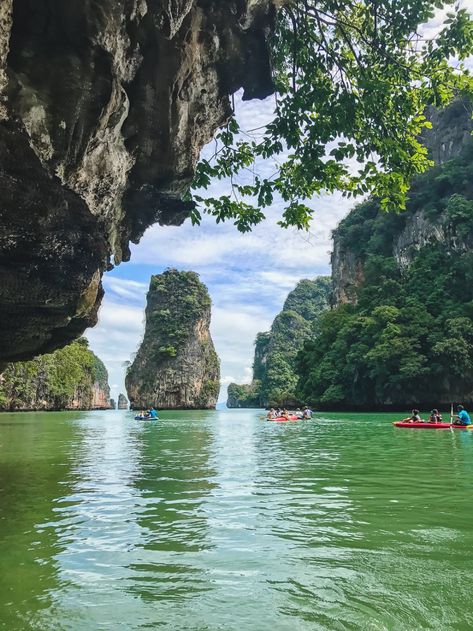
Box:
[227,277,331,408]
[126,270,220,410]
[0,338,112,412]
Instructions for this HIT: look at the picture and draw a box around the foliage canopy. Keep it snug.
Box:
[190,1,473,232]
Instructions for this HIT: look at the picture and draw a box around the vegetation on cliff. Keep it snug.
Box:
[227,381,263,409]
[192,1,473,232]
[297,148,473,410]
[228,278,331,408]
[0,339,110,411]
[126,270,220,409]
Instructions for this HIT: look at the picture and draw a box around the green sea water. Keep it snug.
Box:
[1,409,473,630]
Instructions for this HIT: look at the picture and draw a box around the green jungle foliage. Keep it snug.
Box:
[252,332,271,382]
[262,278,332,406]
[191,1,473,232]
[297,150,473,410]
[0,338,109,411]
[228,278,331,408]
[147,270,212,362]
[227,381,263,408]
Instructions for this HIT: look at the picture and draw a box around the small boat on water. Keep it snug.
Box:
[393,421,473,430]
[268,415,300,422]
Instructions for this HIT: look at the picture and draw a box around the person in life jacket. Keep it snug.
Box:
[402,409,422,423]
[456,405,471,426]
[429,409,442,423]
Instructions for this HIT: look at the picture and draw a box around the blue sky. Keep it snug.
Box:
[85,4,471,403]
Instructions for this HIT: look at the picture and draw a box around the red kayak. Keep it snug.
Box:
[269,415,299,422]
[393,421,472,430]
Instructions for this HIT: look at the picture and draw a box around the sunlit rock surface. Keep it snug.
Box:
[126,270,220,409]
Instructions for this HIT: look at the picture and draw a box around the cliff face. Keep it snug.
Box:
[91,381,112,410]
[126,270,220,409]
[0,338,112,411]
[310,107,473,410]
[0,0,277,364]
[332,99,473,305]
[227,277,331,408]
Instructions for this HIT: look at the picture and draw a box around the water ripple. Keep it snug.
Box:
[1,410,473,629]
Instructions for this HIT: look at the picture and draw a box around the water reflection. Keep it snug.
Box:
[0,412,82,629]
[2,410,473,630]
[129,411,218,604]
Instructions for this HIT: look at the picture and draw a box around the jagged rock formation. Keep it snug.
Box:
[126,270,220,409]
[227,277,331,408]
[333,99,473,305]
[0,338,111,411]
[118,393,128,410]
[422,99,473,164]
[110,398,117,410]
[0,0,277,364]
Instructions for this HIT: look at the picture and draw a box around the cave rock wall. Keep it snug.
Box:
[0,0,276,363]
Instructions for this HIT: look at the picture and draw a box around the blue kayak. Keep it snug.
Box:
[135,415,158,421]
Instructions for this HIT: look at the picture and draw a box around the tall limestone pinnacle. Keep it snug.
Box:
[126,270,220,410]
[118,394,128,410]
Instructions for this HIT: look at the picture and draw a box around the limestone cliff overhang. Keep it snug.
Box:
[0,0,279,363]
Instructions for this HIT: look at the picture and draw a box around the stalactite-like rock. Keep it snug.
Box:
[0,0,277,363]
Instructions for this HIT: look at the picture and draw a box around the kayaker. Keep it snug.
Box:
[295,408,304,419]
[429,409,442,424]
[139,410,146,419]
[282,408,290,420]
[267,408,276,420]
[303,406,312,419]
[456,405,471,426]
[402,409,422,423]
[149,407,158,419]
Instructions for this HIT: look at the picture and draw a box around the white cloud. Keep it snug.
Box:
[86,300,145,397]
[104,277,148,303]
[221,375,236,385]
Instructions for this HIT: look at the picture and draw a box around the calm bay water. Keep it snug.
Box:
[1,409,473,630]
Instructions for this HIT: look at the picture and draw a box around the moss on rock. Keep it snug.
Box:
[126,269,220,409]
